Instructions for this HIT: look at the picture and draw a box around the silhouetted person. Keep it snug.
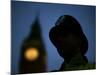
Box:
[19,17,46,74]
[49,15,95,71]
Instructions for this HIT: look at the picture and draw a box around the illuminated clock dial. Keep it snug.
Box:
[24,48,39,61]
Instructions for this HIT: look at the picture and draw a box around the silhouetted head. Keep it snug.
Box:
[49,15,88,61]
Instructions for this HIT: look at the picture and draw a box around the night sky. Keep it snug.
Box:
[11,1,96,74]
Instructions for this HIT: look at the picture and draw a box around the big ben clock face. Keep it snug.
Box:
[24,48,39,61]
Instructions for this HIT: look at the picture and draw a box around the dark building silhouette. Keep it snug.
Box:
[19,16,46,74]
[49,15,95,71]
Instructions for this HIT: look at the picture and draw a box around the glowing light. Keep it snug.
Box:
[24,48,39,61]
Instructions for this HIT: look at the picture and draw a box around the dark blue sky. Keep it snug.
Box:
[11,1,96,74]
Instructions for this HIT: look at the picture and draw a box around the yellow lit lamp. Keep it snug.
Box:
[24,48,39,61]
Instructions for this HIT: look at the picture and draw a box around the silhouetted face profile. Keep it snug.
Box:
[49,15,88,62]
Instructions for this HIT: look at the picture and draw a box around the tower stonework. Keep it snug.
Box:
[19,17,46,74]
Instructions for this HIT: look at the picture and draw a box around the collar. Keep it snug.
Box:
[60,53,88,70]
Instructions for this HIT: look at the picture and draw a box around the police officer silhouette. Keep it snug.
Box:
[49,15,95,71]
